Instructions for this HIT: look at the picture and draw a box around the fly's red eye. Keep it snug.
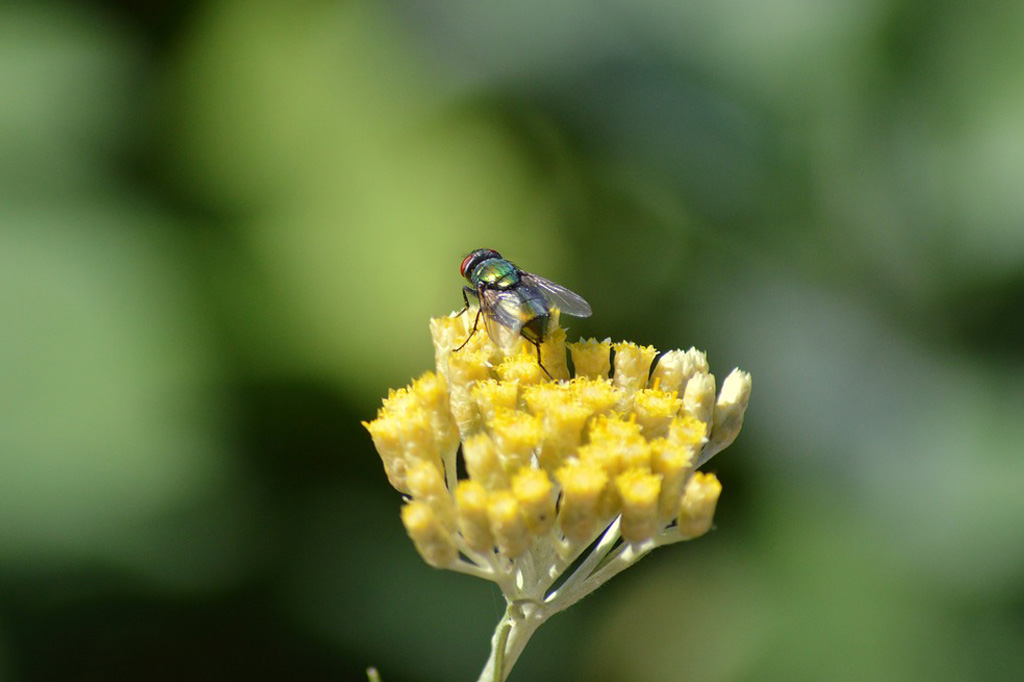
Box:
[460,253,477,278]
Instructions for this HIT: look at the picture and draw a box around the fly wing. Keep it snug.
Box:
[518,272,592,318]
[479,287,527,351]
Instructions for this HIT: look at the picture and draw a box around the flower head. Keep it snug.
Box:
[364,310,751,680]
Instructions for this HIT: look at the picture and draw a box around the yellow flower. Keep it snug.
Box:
[364,310,751,681]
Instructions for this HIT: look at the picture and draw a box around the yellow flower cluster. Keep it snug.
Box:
[364,313,751,574]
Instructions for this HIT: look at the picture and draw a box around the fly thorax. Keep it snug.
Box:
[475,259,519,289]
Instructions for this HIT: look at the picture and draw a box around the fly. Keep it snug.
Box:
[454,248,592,378]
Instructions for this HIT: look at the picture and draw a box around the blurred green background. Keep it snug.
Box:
[3,0,1023,680]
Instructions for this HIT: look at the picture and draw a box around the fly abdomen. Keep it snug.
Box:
[519,314,552,345]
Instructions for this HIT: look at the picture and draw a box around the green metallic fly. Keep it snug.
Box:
[455,248,592,378]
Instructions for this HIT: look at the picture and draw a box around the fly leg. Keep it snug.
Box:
[455,286,476,317]
[532,339,554,380]
[454,286,481,352]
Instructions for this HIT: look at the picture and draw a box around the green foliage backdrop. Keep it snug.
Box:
[2,1,1023,680]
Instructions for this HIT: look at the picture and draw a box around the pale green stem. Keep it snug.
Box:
[543,516,621,605]
[475,601,548,682]
[472,518,699,680]
[447,558,497,581]
[560,539,656,608]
